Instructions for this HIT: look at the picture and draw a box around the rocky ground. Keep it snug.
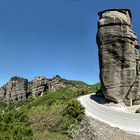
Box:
[76,117,140,140]
[104,102,140,113]
[92,93,140,113]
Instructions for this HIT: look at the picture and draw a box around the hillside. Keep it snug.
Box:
[0,77,100,140]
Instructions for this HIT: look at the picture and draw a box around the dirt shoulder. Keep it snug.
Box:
[76,116,140,140]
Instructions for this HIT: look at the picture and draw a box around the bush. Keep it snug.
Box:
[65,99,85,121]
[28,104,65,139]
[0,109,32,140]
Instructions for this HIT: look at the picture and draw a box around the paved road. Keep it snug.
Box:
[78,94,140,133]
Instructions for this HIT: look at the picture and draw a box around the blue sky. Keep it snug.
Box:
[0,0,140,86]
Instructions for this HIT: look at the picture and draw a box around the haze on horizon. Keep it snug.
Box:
[0,0,140,86]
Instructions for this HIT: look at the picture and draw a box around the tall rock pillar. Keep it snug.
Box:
[97,9,140,105]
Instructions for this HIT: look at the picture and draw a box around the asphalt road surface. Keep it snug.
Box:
[78,94,140,133]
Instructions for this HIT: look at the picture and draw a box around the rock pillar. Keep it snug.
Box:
[97,9,140,105]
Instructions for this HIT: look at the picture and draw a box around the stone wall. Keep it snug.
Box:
[97,9,140,105]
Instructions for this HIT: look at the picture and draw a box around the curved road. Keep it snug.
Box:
[78,94,140,133]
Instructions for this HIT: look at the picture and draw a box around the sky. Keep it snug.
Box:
[0,0,140,86]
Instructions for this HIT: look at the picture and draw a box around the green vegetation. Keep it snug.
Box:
[71,80,100,89]
[65,99,85,121]
[70,80,89,86]
[0,82,100,140]
[0,108,32,140]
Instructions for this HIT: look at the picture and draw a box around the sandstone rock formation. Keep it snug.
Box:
[29,75,75,97]
[30,76,48,98]
[0,75,75,102]
[0,76,28,102]
[97,9,140,105]
[48,75,75,91]
[0,86,6,100]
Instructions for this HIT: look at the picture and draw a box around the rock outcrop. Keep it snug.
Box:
[0,76,28,102]
[0,75,75,102]
[48,75,75,91]
[29,75,75,97]
[97,9,140,105]
[31,76,48,98]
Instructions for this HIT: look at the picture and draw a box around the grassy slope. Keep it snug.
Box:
[0,81,100,140]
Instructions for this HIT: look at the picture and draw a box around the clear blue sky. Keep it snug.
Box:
[0,0,140,86]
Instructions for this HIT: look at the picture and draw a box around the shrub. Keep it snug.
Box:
[28,104,64,139]
[65,99,85,121]
[0,109,32,140]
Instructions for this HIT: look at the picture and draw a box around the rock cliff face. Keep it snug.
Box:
[0,77,28,102]
[48,75,75,91]
[29,75,75,97]
[0,75,75,102]
[97,9,140,105]
[31,76,48,98]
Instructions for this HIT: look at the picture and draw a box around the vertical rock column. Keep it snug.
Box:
[31,76,48,98]
[97,9,140,104]
[5,76,28,102]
